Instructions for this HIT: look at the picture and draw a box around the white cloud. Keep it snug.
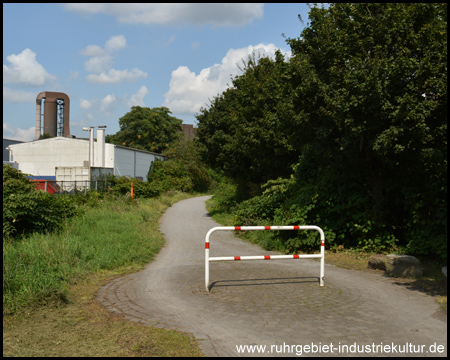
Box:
[163,66,216,114]
[64,3,263,27]
[3,87,36,103]
[81,35,123,73]
[163,43,287,114]
[81,35,146,84]
[105,34,127,52]
[84,54,114,74]
[80,35,125,59]
[100,94,119,114]
[3,123,36,141]
[128,85,148,107]
[80,44,105,57]
[3,48,56,87]
[87,68,147,84]
[80,98,92,110]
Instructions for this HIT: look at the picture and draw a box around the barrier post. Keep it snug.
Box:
[205,231,210,292]
[131,181,133,204]
[320,236,325,287]
[205,225,325,291]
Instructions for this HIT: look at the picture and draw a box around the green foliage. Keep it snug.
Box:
[111,176,159,198]
[403,189,447,259]
[69,189,103,208]
[196,50,299,185]
[235,177,295,226]
[208,178,240,214]
[105,106,183,153]
[285,3,447,261]
[3,165,81,239]
[147,159,195,194]
[201,4,447,261]
[3,192,192,314]
[147,140,211,194]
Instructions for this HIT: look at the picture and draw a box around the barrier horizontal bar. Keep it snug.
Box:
[209,254,322,261]
[206,225,325,242]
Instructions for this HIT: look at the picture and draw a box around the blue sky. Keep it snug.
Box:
[3,3,311,141]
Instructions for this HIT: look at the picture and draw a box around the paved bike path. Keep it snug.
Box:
[97,196,447,357]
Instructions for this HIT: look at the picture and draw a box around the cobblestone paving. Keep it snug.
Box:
[97,196,447,357]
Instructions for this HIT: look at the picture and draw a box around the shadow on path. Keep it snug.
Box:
[209,276,319,291]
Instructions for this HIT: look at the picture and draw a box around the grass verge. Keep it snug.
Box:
[3,270,202,357]
[3,191,204,357]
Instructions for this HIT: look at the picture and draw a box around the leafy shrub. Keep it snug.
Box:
[229,153,446,261]
[235,175,336,253]
[111,176,159,198]
[235,177,295,226]
[209,178,241,213]
[147,159,195,194]
[147,140,211,194]
[3,164,80,239]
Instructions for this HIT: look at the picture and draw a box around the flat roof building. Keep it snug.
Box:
[6,131,164,182]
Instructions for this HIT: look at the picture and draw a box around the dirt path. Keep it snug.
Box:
[97,196,447,357]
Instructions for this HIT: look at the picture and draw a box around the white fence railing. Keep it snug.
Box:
[205,225,325,291]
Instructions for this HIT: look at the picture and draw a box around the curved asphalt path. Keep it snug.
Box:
[97,196,447,357]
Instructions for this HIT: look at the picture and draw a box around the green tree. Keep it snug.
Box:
[196,50,298,190]
[106,106,183,154]
[284,3,446,257]
[199,3,447,260]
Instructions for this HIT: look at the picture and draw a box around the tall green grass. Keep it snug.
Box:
[3,192,192,314]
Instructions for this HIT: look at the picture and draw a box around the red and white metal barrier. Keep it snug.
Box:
[205,225,325,291]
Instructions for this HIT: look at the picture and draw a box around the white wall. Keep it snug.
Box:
[8,138,88,177]
[101,143,115,168]
[113,146,163,181]
[8,138,164,181]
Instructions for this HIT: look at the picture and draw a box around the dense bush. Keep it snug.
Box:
[111,175,159,198]
[3,164,80,239]
[234,157,446,260]
[147,140,211,194]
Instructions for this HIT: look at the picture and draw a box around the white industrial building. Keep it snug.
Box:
[6,128,164,184]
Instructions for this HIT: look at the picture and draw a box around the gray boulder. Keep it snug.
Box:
[368,254,422,278]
